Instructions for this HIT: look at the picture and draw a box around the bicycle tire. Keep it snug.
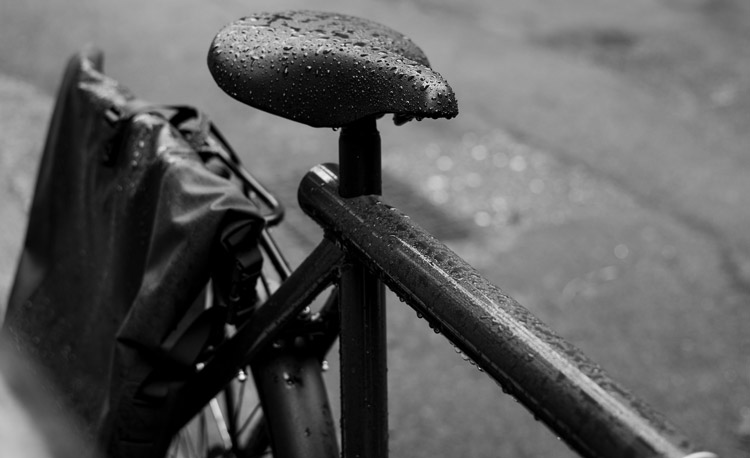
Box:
[167,371,272,458]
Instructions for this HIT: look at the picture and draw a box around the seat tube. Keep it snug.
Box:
[338,116,388,458]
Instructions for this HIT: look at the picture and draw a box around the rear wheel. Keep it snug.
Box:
[167,368,271,458]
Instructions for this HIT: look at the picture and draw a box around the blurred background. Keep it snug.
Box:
[1,0,750,456]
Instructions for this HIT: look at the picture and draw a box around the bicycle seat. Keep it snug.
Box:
[207,11,458,127]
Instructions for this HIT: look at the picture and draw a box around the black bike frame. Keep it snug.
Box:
[298,162,703,458]
[167,120,707,458]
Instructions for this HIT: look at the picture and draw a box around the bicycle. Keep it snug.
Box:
[2,10,718,458]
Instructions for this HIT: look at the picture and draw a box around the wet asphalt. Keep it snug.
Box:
[2,0,750,457]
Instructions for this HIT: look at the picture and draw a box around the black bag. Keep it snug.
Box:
[3,47,265,457]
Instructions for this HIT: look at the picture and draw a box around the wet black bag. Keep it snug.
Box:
[3,48,265,457]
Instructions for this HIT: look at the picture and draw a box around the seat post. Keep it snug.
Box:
[338,115,389,458]
[338,116,382,197]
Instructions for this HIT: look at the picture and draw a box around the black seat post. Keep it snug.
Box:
[338,116,382,197]
[337,115,389,458]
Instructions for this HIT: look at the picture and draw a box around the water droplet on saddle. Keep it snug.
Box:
[207,10,458,127]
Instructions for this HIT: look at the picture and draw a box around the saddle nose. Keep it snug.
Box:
[207,11,458,128]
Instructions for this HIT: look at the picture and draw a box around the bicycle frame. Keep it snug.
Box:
[162,117,708,458]
[298,163,695,458]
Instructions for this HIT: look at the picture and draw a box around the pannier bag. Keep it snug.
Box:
[3,47,265,457]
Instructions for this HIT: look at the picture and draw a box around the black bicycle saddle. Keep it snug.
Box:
[207,11,458,127]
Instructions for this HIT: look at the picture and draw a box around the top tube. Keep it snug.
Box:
[298,163,713,458]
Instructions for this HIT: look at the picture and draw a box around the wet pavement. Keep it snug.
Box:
[2,0,750,456]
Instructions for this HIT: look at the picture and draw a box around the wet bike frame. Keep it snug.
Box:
[158,115,702,458]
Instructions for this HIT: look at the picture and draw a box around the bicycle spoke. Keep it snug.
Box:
[234,376,247,432]
[209,397,232,449]
[237,403,262,437]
